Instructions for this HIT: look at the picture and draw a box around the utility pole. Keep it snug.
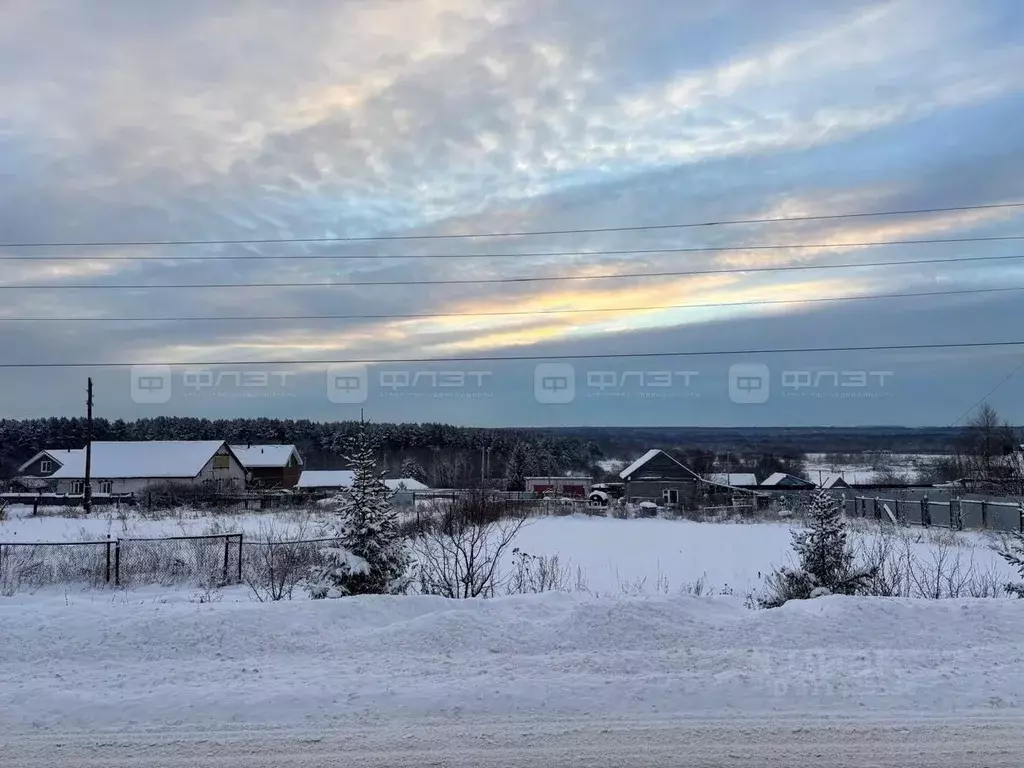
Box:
[84,377,93,515]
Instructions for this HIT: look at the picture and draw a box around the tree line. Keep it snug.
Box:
[0,416,810,489]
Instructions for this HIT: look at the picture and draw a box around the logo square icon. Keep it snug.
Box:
[131,365,172,404]
[534,363,575,403]
[327,363,368,404]
[729,363,770,404]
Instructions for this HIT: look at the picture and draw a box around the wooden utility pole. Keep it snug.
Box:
[84,378,93,515]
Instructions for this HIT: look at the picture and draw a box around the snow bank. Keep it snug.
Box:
[1,591,1021,732]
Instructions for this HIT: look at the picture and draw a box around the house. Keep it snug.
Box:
[49,441,246,495]
[761,472,816,490]
[296,470,429,506]
[818,474,851,490]
[619,449,703,507]
[295,470,356,491]
[17,448,84,479]
[525,475,592,498]
[229,444,303,489]
[706,472,759,488]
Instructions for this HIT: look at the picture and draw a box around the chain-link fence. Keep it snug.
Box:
[116,534,243,587]
[0,540,111,593]
[0,532,349,596]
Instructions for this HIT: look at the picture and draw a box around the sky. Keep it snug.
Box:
[2,0,1024,427]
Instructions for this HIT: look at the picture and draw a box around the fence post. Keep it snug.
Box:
[236,533,243,584]
[981,499,988,529]
[222,535,230,584]
[873,497,881,520]
[952,496,963,531]
[105,535,112,584]
[114,539,121,586]
[921,494,931,528]
[894,497,901,521]
[1019,503,1024,534]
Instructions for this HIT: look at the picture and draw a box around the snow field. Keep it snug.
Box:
[1,507,1014,597]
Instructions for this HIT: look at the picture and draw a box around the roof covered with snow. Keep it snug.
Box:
[297,470,428,490]
[17,448,83,474]
[49,441,231,480]
[707,472,758,487]
[229,444,302,468]
[619,449,702,481]
[619,449,661,479]
[386,478,429,491]
[819,474,851,489]
[296,470,355,489]
[761,472,815,488]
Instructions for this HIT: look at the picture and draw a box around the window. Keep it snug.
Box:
[40,459,53,474]
[212,455,231,470]
[99,480,113,494]
[662,488,679,505]
[70,480,84,495]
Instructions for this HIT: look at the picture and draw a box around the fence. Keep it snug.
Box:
[0,532,345,595]
[845,493,1024,533]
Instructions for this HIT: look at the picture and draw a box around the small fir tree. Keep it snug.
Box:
[308,420,411,598]
[999,531,1024,598]
[759,490,874,608]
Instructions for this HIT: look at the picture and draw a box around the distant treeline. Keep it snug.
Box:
[544,426,968,456]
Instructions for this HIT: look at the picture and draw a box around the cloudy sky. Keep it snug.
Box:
[2,0,1024,426]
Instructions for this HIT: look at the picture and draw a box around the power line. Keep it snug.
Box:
[3,253,1022,290]
[1,234,1021,261]
[948,358,1024,427]
[2,201,1021,248]
[3,340,1022,369]
[3,285,1018,323]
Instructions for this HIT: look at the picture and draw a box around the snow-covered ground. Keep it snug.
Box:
[1,590,1022,765]
[0,504,317,543]
[803,452,946,485]
[596,458,626,473]
[3,507,1022,764]
[2,508,1013,597]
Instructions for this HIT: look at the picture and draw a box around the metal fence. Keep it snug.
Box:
[0,532,346,594]
[844,493,1024,533]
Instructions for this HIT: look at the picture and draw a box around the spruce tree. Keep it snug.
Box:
[760,489,874,607]
[308,420,411,598]
[999,531,1024,598]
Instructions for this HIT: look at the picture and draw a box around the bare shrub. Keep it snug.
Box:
[0,541,108,595]
[856,525,1007,599]
[573,565,591,595]
[413,492,527,598]
[142,481,240,511]
[506,548,570,594]
[243,521,313,602]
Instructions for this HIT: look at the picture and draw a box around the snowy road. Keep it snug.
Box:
[2,591,1022,765]
[4,717,1023,767]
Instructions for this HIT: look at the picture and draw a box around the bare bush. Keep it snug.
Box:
[0,541,108,595]
[413,493,527,598]
[856,525,1006,599]
[243,521,313,602]
[506,548,570,594]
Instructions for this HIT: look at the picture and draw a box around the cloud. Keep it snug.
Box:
[2,0,1024,423]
